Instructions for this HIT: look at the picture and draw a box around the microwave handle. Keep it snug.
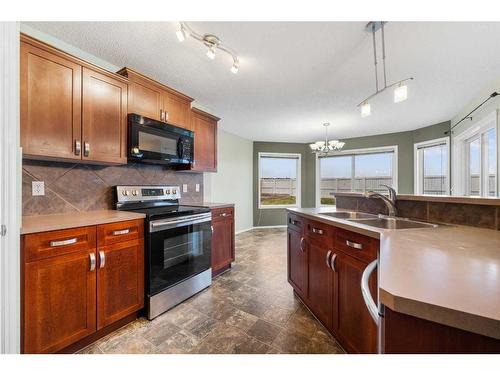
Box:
[177,139,184,159]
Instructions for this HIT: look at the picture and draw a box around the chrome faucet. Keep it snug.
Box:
[364,184,398,217]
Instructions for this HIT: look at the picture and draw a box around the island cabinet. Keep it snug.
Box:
[20,34,128,164]
[22,219,144,353]
[190,108,219,172]
[286,212,378,354]
[117,67,193,130]
[211,206,235,277]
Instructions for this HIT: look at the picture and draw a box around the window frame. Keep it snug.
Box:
[258,152,302,209]
[413,137,450,195]
[315,145,398,207]
[452,111,498,197]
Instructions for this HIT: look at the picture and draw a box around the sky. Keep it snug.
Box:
[260,157,298,178]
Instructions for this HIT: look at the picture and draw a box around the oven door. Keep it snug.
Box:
[147,213,211,296]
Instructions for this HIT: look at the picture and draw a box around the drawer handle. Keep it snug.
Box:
[99,250,106,269]
[312,228,324,235]
[112,229,130,236]
[330,253,337,272]
[220,213,228,217]
[346,240,363,250]
[300,237,306,252]
[325,250,332,268]
[291,219,299,225]
[89,252,96,272]
[50,238,77,247]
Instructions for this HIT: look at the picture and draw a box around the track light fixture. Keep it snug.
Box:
[175,22,240,74]
[357,21,414,117]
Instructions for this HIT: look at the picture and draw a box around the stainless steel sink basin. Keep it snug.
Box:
[320,212,378,220]
[348,217,439,229]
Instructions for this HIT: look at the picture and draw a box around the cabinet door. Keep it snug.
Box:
[163,92,191,130]
[97,239,144,329]
[287,228,307,298]
[192,112,218,172]
[307,239,333,329]
[211,218,233,273]
[128,79,162,121]
[82,67,128,164]
[24,250,96,353]
[336,252,377,353]
[20,41,82,160]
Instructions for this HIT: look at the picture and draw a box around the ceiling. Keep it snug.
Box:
[25,22,500,142]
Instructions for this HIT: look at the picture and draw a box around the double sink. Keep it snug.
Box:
[319,211,439,229]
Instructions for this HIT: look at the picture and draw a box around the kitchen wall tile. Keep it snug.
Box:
[428,202,496,229]
[357,197,389,215]
[334,196,358,210]
[396,200,428,221]
[22,160,204,216]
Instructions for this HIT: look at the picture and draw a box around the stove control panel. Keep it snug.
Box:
[116,185,181,203]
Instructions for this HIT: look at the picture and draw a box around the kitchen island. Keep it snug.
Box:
[287,207,500,353]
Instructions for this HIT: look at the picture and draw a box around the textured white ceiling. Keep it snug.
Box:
[25,22,500,142]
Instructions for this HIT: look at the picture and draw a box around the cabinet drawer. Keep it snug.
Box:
[97,219,144,247]
[335,229,378,263]
[23,226,96,262]
[212,207,234,221]
[306,219,335,245]
[287,213,305,233]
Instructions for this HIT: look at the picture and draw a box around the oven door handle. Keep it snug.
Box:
[150,214,212,232]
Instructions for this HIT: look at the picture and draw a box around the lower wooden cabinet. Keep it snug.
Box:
[211,206,235,277]
[22,219,144,353]
[287,228,308,298]
[24,248,97,354]
[287,212,378,354]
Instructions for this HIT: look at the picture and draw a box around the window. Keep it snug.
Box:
[316,146,397,206]
[258,153,301,208]
[414,137,450,195]
[452,112,497,197]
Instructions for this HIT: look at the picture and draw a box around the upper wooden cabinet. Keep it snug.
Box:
[20,39,82,160]
[20,35,128,164]
[82,68,128,164]
[191,107,219,172]
[117,67,193,130]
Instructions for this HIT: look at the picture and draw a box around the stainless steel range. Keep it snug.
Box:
[115,185,212,320]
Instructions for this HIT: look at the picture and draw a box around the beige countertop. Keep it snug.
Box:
[188,202,235,209]
[288,207,500,340]
[21,210,146,235]
[334,192,500,206]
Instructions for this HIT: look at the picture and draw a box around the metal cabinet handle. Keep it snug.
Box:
[346,240,363,250]
[99,250,105,269]
[291,219,299,225]
[84,142,90,157]
[165,111,169,121]
[75,140,81,156]
[312,228,324,235]
[330,253,337,272]
[160,109,164,121]
[89,253,96,272]
[361,259,379,325]
[325,250,332,268]
[50,238,77,247]
[112,229,130,236]
[220,212,228,217]
[299,237,305,252]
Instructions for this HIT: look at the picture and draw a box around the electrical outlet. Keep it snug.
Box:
[183,184,188,193]
[32,181,45,196]
[195,184,200,192]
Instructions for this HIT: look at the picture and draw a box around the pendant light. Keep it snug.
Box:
[357,22,414,117]
[309,123,345,155]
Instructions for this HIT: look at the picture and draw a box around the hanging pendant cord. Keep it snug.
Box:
[381,22,387,89]
[449,92,499,132]
[372,23,379,92]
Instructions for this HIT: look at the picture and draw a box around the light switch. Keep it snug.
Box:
[195,184,200,192]
[32,181,45,196]
[183,184,188,193]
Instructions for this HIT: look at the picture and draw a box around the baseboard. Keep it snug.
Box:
[252,225,287,229]
[235,227,254,235]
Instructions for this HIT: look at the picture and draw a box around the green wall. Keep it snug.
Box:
[253,121,451,227]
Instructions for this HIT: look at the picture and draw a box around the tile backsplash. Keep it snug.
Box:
[22,160,203,216]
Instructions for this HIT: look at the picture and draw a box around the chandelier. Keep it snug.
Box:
[175,22,240,74]
[357,21,414,117]
[309,123,345,155]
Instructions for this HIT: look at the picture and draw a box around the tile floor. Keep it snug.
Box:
[79,228,344,354]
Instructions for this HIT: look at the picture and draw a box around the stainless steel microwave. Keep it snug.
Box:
[128,114,194,168]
